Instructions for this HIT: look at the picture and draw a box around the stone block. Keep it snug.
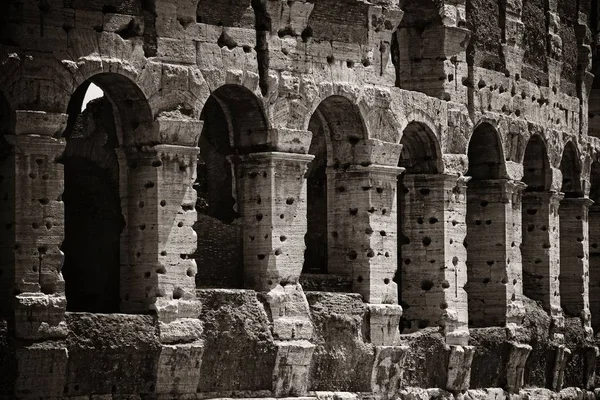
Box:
[155,342,204,394]
[368,304,402,346]
[506,342,531,393]
[264,284,314,340]
[15,345,68,397]
[370,345,408,396]
[272,340,315,396]
[446,345,475,391]
[14,293,68,340]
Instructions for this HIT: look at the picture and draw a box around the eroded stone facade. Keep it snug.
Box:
[2,0,600,398]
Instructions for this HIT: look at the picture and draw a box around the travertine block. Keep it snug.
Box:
[370,345,408,396]
[15,345,68,397]
[272,340,315,396]
[155,342,204,394]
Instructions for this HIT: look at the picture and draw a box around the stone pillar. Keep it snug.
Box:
[327,164,404,305]
[521,191,563,316]
[234,152,314,291]
[559,198,592,324]
[399,173,469,344]
[122,144,200,314]
[589,206,600,333]
[466,179,525,328]
[0,110,68,339]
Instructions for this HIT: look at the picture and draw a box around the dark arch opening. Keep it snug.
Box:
[0,92,15,318]
[522,135,552,192]
[467,123,505,181]
[559,141,583,198]
[396,122,441,332]
[61,73,151,313]
[590,162,600,332]
[302,111,328,275]
[194,85,267,289]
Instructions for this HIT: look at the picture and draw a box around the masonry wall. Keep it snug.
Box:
[2,0,600,399]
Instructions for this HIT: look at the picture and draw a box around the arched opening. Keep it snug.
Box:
[301,96,367,293]
[193,85,267,289]
[520,135,558,314]
[302,112,328,275]
[466,123,515,328]
[391,0,446,97]
[61,73,152,313]
[0,92,15,318]
[589,162,600,332]
[396,122,443,332]
[559,142,583,198]
[558,142,588,318]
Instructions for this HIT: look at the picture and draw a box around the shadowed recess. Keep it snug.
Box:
[559,141,583,197]
[523,135,552,192]
[194,93,243,289]
[399,122,441,174]
[467,123,505,180]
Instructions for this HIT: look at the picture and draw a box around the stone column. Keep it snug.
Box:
[121,144,200,316]
[234,152,314,291]
[559,198,592,325]
[327,164,404,305]
[399,173,469,344]
[521,191,563,317]
[589,206,600,333]
[0,110,68,340]
[466,179,525,328]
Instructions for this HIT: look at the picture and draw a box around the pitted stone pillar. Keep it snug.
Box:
[122,144,200,314]
[399,174,469,344]
[234,152,314,291]
[327,164,403,305]
[466,180,525,327]
[521,191,563,316]
[589,206,600,333]
[0,110,68,339]
[559,198,592,325]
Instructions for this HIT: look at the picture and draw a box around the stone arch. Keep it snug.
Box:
[60,73,153,312]
[589,162,600,332]
[521,134,558,314]
[559,141,583,197]
[398,122,442,174]
[522,135,552,192]
[396,121,444,332]
[466,122,516,328]
[301,95,367,289]
[467,122,507,180]
[193,84,268,289]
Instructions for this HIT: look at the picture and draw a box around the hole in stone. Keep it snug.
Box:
[187,268,195,277]
[526,208,537,215]
[480,200,488,207]
[367,207,376,213]
[452,256,459,266]
[417,217,424,224]
[172,288,184,299]
[384,278,390,284]
[139,201,145,208]
[419,188,430,195]
[440,302,448,309]
[485,220,492,225]
[487,261,494,266]
[421,280,434,291]
[452,220,458,226]
[279,214,285,219]
[527,224,534,232]
[177,222,184,228]
[442,280,450,289]
[367,250,375,258]
[534,259,542,264]
[275,249,283,256]
[376,187,384,193]
[286,197,294,205]
[257,254,266,260]
[348,250,358,260]
[365,228,374,235]
[160,200,167,207]
[349,208,358,215]
[429,217,438,224]
[382,209,387,215]
[380,231,386,236]
[280,235,287,242]
[475,220,482,225]
[144,272,151,278]
[404,258,411,265]
[256,213,263,221]
[160,251,167,256]
[482,278,490,284]
[422,237,431,246]
[139,224,146,231]
[357,275,363,282]
[152,160,162,167]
